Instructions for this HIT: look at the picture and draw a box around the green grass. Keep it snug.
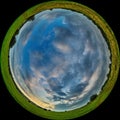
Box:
[1,1,119,120]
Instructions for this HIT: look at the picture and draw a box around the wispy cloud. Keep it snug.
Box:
[16,75,55,110]
[52,63,102,106]
[76,63,102,100]
[83,39,93,55]
[22,32,32,45]
[53,41,71,53]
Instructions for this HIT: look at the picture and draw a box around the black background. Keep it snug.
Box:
[0,0,119,119]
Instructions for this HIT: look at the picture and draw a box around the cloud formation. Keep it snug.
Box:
[9,9,111,112]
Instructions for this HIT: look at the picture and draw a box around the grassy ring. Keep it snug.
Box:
[1,1,119,119]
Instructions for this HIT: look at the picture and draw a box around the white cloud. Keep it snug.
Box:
[49,62,67,79]
[27,93,55,110]
[53,41,72,53]
[11,65,55,110]
[16,21,32,42]
[80,76,88,83]
[77,63,102,99]
[56,63,102,106]
[83,39,93,55]
[30,65,45,79]
[22,32,32,45]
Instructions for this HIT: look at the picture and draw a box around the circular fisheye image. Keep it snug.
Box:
[9,8,111,112]
[1,1,119,119]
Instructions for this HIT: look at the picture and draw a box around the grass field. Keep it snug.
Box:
[1,1,119,119]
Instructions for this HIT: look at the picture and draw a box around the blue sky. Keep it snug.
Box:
[9,9,111,111]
